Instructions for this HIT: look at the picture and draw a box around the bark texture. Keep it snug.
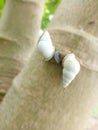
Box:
[0,0,98,130]
[0,0,44,93]
[0,48,98,130]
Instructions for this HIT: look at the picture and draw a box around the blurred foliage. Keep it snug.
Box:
[42,0,61,29]
[0,0,5,16]
[0,0,61,29]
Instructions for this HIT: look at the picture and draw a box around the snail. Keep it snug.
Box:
[38,31,55,61]
[38,31,80,88]
[63,53,80,88]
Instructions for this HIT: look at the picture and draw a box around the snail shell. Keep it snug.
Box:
[63,53,80,88]
[38,31,55,61]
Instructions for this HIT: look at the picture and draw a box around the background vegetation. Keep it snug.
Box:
[42,0,61,29]
[0,0,5,16]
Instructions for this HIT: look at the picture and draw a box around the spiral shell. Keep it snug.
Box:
[38,31,55,61]
[63,53,80,88]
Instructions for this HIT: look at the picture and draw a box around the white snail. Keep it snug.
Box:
[38,31,55,61]
[38,31,80,88]
[63,53,80,88]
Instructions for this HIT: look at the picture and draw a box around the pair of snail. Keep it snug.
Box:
[38,31,80,88]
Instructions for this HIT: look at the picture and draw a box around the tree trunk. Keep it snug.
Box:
[0,0,44,93]
[0,0,98,130]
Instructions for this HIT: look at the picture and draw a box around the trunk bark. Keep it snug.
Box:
[0,0,98,130]
[0,0,44,94]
